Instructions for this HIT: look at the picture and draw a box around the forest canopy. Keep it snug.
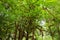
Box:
[0,0,60,40]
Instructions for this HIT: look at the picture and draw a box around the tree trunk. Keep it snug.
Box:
[40,27,43,40]
[32,30,35,40]
[14,21,18,40]
[18,28,22,40]
[6,33,11,40]
[26,31,29,40]
[52,36,54,40]
[0,38,2,40]
[42,32,43,40]
[18,28,24,40]
[49,26,54,40]
[57,24,60,40]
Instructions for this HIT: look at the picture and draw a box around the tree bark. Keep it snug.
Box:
[32,30,35,40]
[26,31,29,40]
[52,36,54,40]
[14,21,18,40]
[18,28,24,40]
[57,24,60,40]
[6,33,11,40]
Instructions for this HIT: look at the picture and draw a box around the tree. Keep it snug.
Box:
[0,0,60,40]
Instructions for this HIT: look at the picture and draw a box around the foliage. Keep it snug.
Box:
[0,0,60,40]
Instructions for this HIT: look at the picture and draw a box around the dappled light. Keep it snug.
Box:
[0,0,60,40]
